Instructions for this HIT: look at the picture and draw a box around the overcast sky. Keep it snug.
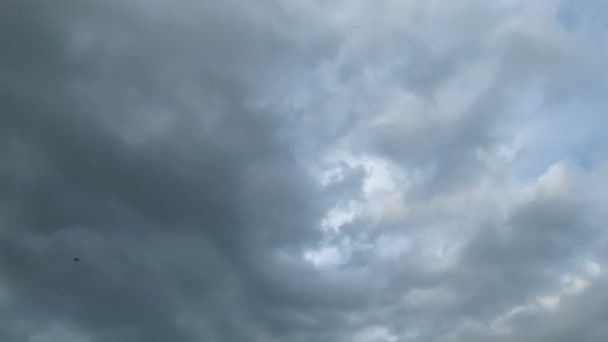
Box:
[2,0,608,341]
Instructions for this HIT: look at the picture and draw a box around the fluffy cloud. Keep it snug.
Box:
[1,0,607,341]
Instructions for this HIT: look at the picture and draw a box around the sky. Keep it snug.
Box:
[1,0,608,341]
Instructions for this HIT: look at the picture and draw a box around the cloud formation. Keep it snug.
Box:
[1,0,608,341]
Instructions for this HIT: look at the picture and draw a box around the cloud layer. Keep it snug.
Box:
[2,0,608,341]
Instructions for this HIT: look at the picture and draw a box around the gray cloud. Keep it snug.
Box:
[2,1,608,341]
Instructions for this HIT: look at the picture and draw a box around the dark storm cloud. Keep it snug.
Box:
[0,1,359,341]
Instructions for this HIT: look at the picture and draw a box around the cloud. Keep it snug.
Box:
[1,0,608,341]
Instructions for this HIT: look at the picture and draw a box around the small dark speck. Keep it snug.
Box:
[74,258,79,262]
